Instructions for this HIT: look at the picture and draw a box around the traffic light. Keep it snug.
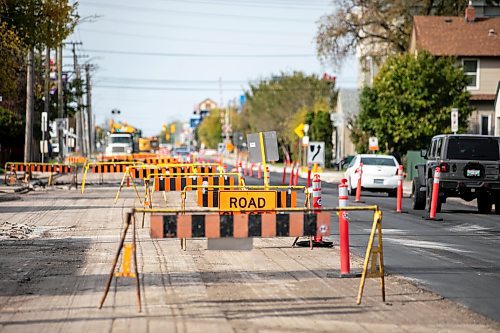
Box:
[170,124,176,134]
[165,133,170,141]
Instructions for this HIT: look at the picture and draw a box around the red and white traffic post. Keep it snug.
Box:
[294,163,300,186]
[355,162,363,202]
[289,162,295,186]
[429,167,441,219]
[396,165,403,213]
[307,163,312,188]
[282,162,288,185]
[338,178,351,276]
[312,174,322,242]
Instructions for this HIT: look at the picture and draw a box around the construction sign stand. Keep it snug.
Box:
[356,209,385,305]
[98,212,141,312]
[114,168,143,205]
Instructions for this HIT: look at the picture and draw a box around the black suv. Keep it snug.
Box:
[412,134,500,214]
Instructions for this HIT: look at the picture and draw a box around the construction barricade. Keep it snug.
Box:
[81,161,144,193]
[65,156,87,166]
[4,162,76,186]
[113,163,229,204]
[98,206,385,312]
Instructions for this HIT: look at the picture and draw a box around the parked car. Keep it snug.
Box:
[412,134,500,214]
[345,154,400,197]
[332,155,355,170]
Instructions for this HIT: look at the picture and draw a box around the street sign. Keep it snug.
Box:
[247,131,279,163]
[40,140,49,153]
[307,141,325,166]
[451,108,459,133]
[41,112,48,132]
[369,137,379,151]
[219,190,277,211]
[302,135,309,145]
[294,123,305,138]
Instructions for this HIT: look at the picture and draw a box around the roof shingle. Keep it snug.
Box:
[412,16,500,56]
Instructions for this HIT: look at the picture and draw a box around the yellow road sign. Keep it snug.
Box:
[294,123,305,138]
[219,190,277,211]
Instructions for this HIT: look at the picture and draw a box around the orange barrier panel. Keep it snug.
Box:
[150,212,330,239]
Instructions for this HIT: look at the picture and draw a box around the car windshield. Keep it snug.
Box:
[447,137,499,160]
[360,157,396,166]
[110,136,132,144]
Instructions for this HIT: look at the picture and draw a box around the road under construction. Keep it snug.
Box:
[1,151,499,332]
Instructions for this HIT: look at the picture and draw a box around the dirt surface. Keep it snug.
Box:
[0,177,499,332]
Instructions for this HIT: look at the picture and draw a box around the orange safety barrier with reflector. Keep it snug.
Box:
[276,190,297,208]
[65,156,87,165]
[5,162,74,174]
[154,176,201,192]
[98,155,133,162]
[90,163,131,173]
[143,157,178,164]
[131,167,167,179]
[196,176,237,207]
[194,165,219,173]
[5,163,31,173]
[150,212,331,239]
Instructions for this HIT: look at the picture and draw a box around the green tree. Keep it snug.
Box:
[244,72,333,161]
[0,107,24,145]
[197,109,222,149]
[0,22,24,104]
[1,0,78,49]
[315,0,498,66]
[353,51,472,153]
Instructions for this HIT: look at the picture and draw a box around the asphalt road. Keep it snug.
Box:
[245,167,500,322]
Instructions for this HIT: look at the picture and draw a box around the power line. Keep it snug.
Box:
[94,85,245,92]
[154,0,332,10]
[97,76,251,84]
[82,1,313,23]
[82,48,315,58]
[95,18,312,36]
[79,28,310,49]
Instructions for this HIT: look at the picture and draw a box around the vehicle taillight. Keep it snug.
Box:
[440,162,449,173]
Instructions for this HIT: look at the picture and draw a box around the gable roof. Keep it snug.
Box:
[412,16,500,57]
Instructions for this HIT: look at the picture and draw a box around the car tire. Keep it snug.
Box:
[477,192,492,214]
[494,192,500,215]
[426,178,442,213]
[347,178,354,196]
[388,189,397,197]
[412,177,426,210]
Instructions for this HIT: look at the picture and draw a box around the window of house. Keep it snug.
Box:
[462,59,479,90]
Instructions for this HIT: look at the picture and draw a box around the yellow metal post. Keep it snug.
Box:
[81,164,89,194]
[259,132,268,190]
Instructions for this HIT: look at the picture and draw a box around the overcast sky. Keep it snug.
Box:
[67,0,357,136]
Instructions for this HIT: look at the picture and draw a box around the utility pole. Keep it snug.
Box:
[85,64,93,155]
[57,45,65,162]
[67,41,87,156]
[24,48,35,163]
[42,46,50,163]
